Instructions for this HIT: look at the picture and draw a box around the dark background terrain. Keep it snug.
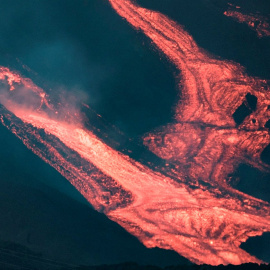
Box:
[0,0,269,268]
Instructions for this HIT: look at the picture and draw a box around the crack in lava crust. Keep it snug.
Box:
[0,0,270,265]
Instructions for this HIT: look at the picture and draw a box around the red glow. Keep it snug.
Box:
[0,0,270,266]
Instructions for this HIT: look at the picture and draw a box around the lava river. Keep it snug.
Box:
[1,0,270,266]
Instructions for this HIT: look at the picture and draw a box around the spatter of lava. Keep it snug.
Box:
[1,0,270,265]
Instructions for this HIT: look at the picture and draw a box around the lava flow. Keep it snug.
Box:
[0,0,270,266]
[224,6,270,38]
[107,0,270,186]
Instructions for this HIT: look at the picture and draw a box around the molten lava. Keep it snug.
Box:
[1,0,270,266]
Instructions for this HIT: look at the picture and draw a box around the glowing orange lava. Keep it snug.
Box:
[0,0,270,266]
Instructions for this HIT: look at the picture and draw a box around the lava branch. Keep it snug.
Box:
[108,0,270,265]
[108,0,270,186]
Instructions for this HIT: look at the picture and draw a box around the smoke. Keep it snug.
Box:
[0,66,89,128]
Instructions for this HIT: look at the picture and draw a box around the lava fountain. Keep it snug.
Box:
[1,0,270,265]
